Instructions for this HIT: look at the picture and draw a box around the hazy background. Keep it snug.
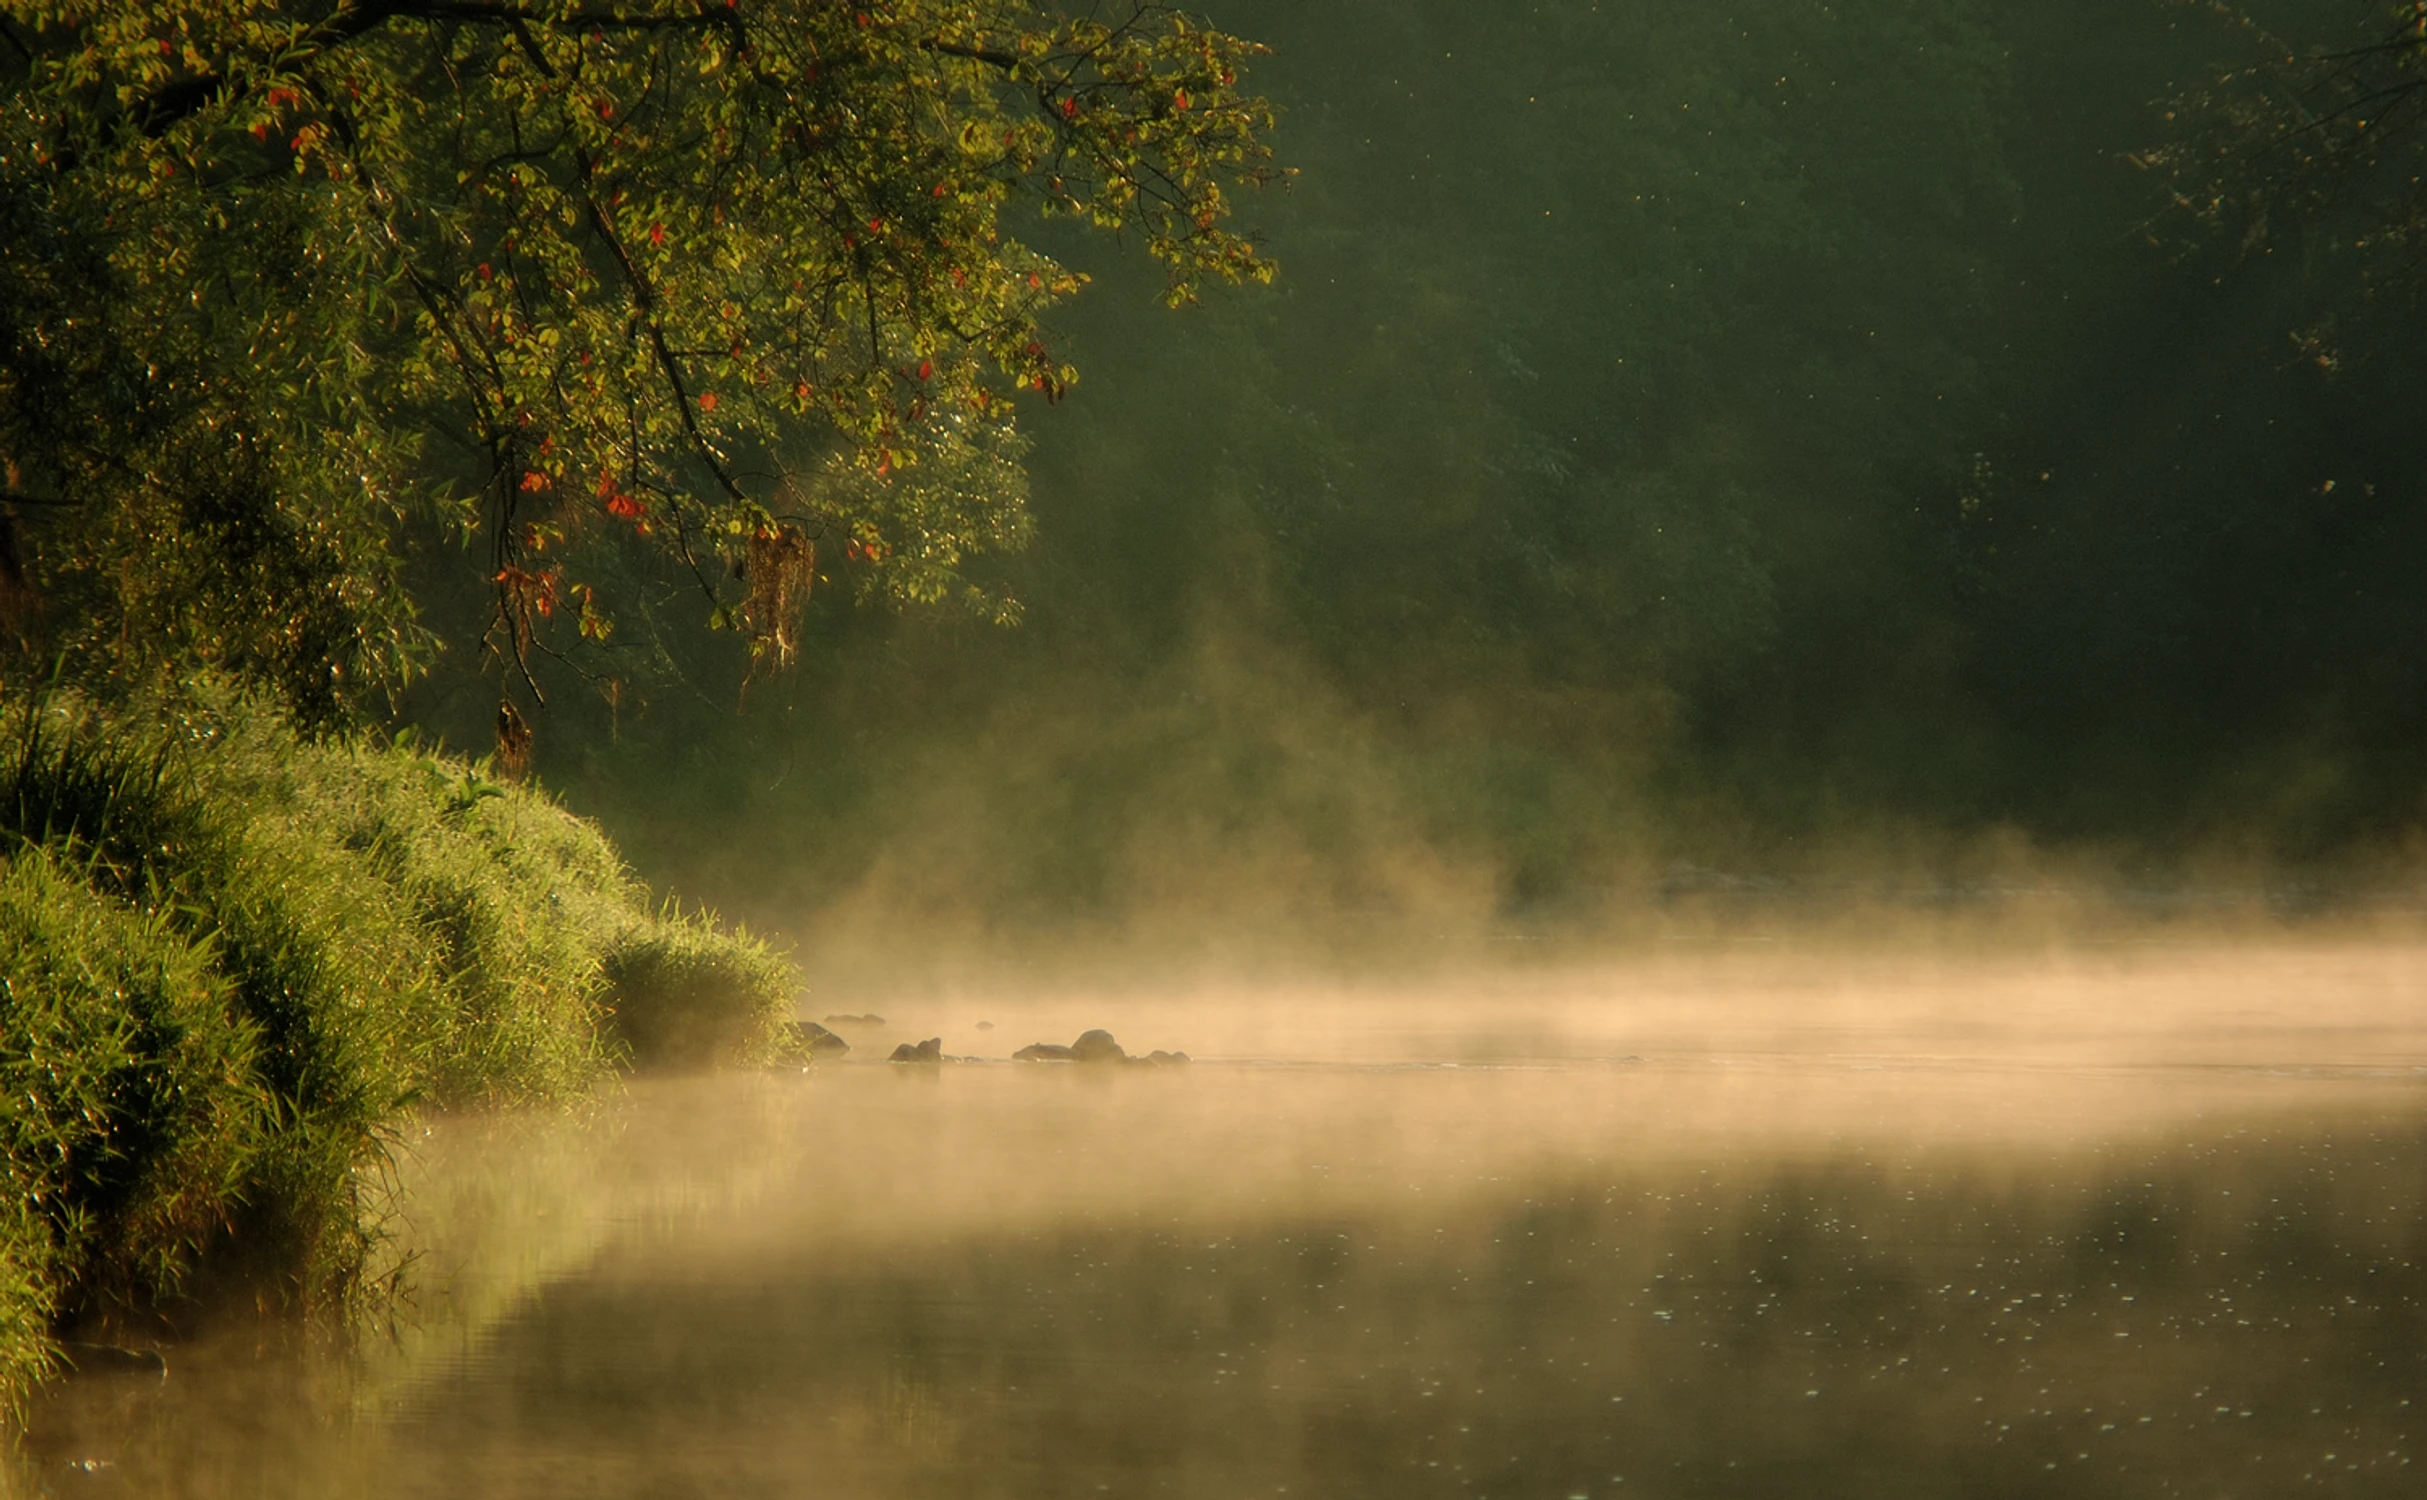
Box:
[405,0,2427,978]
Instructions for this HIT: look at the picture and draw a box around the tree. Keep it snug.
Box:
[0,1,1277,731]
[2145,2,2427,302]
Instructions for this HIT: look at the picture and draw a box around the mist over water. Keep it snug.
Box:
[15,941,2425,1497]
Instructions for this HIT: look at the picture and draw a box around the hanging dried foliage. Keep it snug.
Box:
[495,699,533,777]
[739,527,815,676]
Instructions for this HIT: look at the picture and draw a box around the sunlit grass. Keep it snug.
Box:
[0,682,795,1412]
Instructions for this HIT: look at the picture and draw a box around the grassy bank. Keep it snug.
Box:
[0,685,795,1411]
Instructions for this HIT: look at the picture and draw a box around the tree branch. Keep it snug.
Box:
[137,1,745,137]
[571,151,753,505]
[916,38,1021,72]
[0,14,36,67]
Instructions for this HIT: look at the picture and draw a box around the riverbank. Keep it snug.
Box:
[0,685,796,1411]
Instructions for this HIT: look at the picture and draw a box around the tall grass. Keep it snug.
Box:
[0,683,796,1412]
[599,902,797,1072]
[0,847,264,1400]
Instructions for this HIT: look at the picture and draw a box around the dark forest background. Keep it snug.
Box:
[405,0,2427,966]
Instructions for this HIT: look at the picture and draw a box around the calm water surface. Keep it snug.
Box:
[13,946,2427,1498]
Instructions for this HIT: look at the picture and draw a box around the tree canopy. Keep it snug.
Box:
[2148,3,2427,301]
[0,1,1277,729]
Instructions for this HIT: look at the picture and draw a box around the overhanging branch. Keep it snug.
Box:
[916,38,1020,72]
[137,1,746,137]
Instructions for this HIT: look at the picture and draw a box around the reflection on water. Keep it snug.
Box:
[11,946,2427,1498]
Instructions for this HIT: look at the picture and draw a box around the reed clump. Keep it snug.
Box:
[0,683,794,1411]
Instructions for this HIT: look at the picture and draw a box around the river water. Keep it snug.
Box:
[12,942,2426,1497]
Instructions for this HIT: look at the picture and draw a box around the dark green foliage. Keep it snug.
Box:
[0,123,428,725]
[0,684,795,1412]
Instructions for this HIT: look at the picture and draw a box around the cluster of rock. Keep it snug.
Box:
[777,1020,1185,1067]
[782,1020,854,1059]
[1013,1029,1187,1066]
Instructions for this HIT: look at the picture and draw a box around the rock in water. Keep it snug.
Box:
[889,1037,943,1064]
[1018,1032,1180,1063]
[785,1020,850,1060]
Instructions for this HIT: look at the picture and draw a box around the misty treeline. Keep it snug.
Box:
[444,0,2422,950]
